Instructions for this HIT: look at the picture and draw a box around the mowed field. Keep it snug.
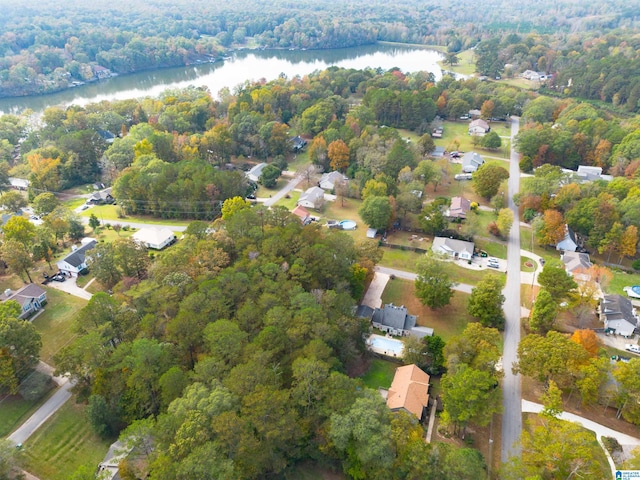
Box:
[20,400,112,480]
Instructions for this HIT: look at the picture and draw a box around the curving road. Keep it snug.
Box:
[501,116,522,462]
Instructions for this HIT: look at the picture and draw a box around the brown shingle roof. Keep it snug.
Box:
[386,364,430,419]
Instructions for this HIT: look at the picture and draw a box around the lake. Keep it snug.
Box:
[0,44,448,115]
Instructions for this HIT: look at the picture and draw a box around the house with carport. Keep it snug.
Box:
[468,119,490,136]
[319,171,347,191]
[297,186,325,210]
[461,152,484,173]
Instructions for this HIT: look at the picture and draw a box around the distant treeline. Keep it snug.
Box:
[1,0,638,97]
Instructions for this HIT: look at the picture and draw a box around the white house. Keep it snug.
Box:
[432,237,475,261]
[297,186,325,210]
[132,227,176,250]
[468,119,490,136]
[600,295,639,337]
[561,251,592,283]
[9,177,29,190]
[461,152,484,173]
[319,171,347,191]
[57,238,97,277]
[246,163,267,182]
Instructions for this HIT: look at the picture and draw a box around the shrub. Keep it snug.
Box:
[19,371,52,402]
[632,259,640,271]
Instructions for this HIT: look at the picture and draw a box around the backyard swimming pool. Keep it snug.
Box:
[368,334,404,357]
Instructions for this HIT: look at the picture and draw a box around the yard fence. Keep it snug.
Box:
[380,242,429,254]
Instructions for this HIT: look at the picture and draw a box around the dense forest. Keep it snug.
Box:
[474,31,640,113]
[0,0,639,97]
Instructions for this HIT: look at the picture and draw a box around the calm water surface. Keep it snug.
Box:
[0,44,447,115]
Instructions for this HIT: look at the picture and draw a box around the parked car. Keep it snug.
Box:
[80,204,89,210]
[625,344,640,355]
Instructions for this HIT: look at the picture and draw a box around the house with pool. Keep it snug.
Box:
[357,303,433,338]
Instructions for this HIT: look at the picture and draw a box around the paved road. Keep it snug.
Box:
[262,173,302,207]
[374,266,474,293]
[8,381,73,445]
[501,116,522,462]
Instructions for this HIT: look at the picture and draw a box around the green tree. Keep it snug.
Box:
[440,364,501,438]
[329,390,394,479]
[502,417,608,480]
[420,199,447,235]
[613,359,640,425]
[480,131,502,149]
[221,196,251,221]
[467,274,505,329]
[529,288,557,334]
[259,164,281,189]
[0,438,23,479]
[537,260,578,302]
[88,213,101,231]
[403,334,446,375]
[114,238,149,280]
[496,208,514,238]
[415,252,456,309]
[541,380,563,419]
[32,192,60,216]
[0,305,42,393]
[358,195,392,230]
[89,242,122,289]
[417,134,435,157]
[473,163,509,199]
[515,331,590,388]
[0,190,27,213]
[1,239,34,283]
[361,179,387,200]
[445,322,502,374]
[2,216,36,247]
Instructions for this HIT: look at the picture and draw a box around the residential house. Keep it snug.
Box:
[97,440,131,480]
[9,177,29,191]
[291,136,307,153]
[446,196,471,220]
[246,163,267,183]
[468,109,481,118]
[461,152,484,173]
[600,295,639,337]
[57,238,97,277]
[297,186,325,210]
[386,364,430,422]
[97,130,116,144]
[432,237,475,261]
[561,251,592,283]
[556,225,578,252]
[319,171,347,191]
[93,65,113,80]
[468,119,490,136]
[371,303,417,336]
[576,165,613,183]
[132,227,176,250]
[291,205,311,223]
[87,188,115,205]
[0,284,47,319]
[522,70,547,81]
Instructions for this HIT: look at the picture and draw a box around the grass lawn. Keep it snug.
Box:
[0,393,53,437]
[80,204,192,226]
[438,48,476,76]
[380,249,424,272]
[381,278,472,340]
[359,358,398,390]
[255,178,288,199]
[20,399,112,480]
[32,287,88,366]
[448,263,493,285]
[62,198,86,210]
[521,257,536,272]
[0,274,27,293]
[475,237,508,260]
[273,190,300,210]
[607,270,640,296]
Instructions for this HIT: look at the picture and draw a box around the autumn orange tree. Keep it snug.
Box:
[570,330,599,357]
[27,153,61,199]
[535,209,565,246]
[328,139,350,172]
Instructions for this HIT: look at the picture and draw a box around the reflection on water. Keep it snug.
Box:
[0,44,445,115]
